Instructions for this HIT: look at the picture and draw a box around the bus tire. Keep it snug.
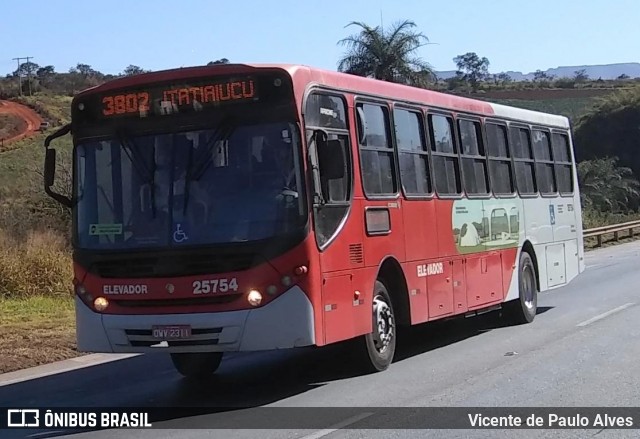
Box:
[170,352,223,379]
[359,280,397,372]
[504,251,538,324]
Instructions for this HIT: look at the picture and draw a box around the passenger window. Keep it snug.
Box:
[552,133,574,195]
[532,129,556,195]
[509,126,536,195]
[486,123,514,195]
[357,103,397,196]
[429,114,461,196]
[394,108,431,195]
[458,119,488,195]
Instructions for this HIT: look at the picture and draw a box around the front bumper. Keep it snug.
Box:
[76,286,315,353]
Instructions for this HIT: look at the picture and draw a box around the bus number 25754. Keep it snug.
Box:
[192,278,239,294]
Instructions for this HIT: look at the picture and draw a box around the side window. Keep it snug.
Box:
[486,123,514,195]
[357,103,397,196]
[305,94,347,129]
[458,119,489,195]
[532,129,556,195]
[393,108,431,195]
[552,132,574,195]
[305,92,352,248]
[429,114,461,196]
[510,126,536,195]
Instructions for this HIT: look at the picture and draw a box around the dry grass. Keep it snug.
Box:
[0,113,26,140]
[0,295,78,373]
[0,229,73,299]
[0,105,79,373]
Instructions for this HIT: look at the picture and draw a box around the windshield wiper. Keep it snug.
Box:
[182,117,237,214]
[117,130,157,217]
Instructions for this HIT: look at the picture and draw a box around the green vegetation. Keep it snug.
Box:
[574,87,640,178]
[337,20,434,86]
[484,96,601,123]
[0,129,72,302]
[14,94,72,125]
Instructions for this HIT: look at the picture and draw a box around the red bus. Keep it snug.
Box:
[44,63,585,377]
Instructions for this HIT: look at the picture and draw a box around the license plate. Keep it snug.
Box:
[151,325,191,340]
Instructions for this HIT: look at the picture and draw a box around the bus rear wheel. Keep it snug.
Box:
[358,280,396,372]
[170,352,223,379]
[503,251,538,324]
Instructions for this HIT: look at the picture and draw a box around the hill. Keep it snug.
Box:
[448,87,617,124]
[437,62,640,81]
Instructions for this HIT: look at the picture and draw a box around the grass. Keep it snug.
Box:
[485,96,601,123]
[0,113,26,141]
[0,229,73,299]
[0,295,77,374]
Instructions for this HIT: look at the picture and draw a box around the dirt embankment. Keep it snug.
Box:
[0,100,44,149]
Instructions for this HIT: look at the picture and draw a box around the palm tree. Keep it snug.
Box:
[337,20,434,87]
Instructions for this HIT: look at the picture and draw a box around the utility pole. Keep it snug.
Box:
[12,56,33,96]
[25,56,33,96]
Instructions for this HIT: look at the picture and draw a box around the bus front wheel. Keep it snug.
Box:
[170,352,223,379]
[503,251,538,324]
[358,280,397,372]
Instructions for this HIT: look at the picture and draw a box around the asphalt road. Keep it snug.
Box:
[2,241,640,439]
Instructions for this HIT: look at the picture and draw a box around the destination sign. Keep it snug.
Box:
[71,71,294,128]
[100,78,256,117]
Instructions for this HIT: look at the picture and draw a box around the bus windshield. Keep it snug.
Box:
[75,121,306,250]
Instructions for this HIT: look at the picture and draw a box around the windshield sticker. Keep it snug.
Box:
[89,224,123,236]
[173,223,189,243]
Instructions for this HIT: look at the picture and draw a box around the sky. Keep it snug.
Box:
[1,0,638,76]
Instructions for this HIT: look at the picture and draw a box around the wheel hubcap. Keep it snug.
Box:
[522,266,535,309]
[372,294,394,353]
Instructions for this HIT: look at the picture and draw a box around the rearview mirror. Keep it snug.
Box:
[43,123,72,208]
[317,138,345,180]
[44,148,56,188]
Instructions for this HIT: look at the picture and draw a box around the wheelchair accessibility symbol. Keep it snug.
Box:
[173,223,189,243]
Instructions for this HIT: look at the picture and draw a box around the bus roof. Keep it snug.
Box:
[75,63,570,129]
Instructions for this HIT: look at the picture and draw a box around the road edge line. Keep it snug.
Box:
[0,353,140,387]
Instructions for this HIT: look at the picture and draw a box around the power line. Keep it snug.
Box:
[12,56,33,96]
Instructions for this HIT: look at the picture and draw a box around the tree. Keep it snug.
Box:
[70,63,97,77]
[36,65,55,77]
[13,61,40,78]
[122,65,149,76]
[574,87,640,184]
[36,65,56,88]
[453,52,490,92]
[336,20,434,86]
[573,69,589,83]
[533,70,554,88]
[208,58,229,65]
[495,72,512,86]
[578,157,640,213]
